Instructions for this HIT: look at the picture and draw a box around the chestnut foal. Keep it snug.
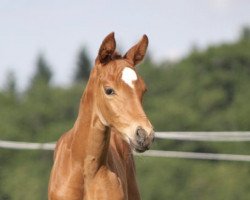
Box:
[48,33,154,200]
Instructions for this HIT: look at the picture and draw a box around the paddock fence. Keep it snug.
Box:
[1,132,250,162]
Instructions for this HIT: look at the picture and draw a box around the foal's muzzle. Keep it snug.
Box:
[133,126,154,153]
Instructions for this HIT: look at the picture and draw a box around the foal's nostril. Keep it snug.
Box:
[136,127,147,139]
[136,127,147,146]
[134,127,154,152]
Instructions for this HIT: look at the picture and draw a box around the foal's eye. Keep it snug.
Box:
[104,87,115,95]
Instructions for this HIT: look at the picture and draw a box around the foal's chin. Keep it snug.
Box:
[129,139,149,153]
[122,134,150,153]
[111,126,153,153]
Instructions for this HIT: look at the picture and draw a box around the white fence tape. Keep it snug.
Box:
[136,150,250,162]
[0,140,55,150]
[156,132,250,141]
[1,132,250,162]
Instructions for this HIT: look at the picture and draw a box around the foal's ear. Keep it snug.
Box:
[124,35,148,66]
[97,32,116,64]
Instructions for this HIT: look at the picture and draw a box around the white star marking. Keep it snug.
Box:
[121,67,137,88]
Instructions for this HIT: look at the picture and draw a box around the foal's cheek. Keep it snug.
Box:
[100,99,115,121]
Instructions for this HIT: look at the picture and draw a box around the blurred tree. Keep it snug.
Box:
[74,47,92,82]
[30,54,52,87]
[240,26,250,41]
[4,70,17,97]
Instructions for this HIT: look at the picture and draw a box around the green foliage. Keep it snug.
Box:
[30,54,52,89]
[4,71,17,98]
[240,26,250,41]
[1,28,250,199]
[136,158,250,200]
[74,47,92,82]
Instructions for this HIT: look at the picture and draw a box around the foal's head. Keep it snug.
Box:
[91,32,154,152]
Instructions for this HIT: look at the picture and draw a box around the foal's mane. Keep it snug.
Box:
[111,51,122,60]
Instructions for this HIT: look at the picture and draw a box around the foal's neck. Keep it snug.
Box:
[72,74,110,171]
